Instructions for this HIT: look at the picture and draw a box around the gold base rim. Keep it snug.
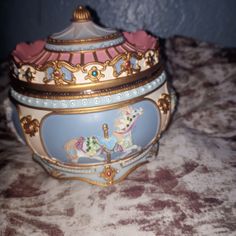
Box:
[33,153,149,187]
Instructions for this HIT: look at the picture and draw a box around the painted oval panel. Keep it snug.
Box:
[41,100,160,164]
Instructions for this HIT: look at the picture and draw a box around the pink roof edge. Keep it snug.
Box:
[12,31,158,66]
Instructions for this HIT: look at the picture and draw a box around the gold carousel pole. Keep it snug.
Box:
[102,123,111,163]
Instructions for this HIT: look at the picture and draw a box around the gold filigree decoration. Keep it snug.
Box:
[109,53,142,77]
[100,165,118,185]
[15,50,159,84]
[157,93,171,114]
[20,115,40,137]
[43,61,77,85]
[84,66,105,82]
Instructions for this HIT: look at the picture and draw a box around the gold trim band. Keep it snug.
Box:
[47,32,123,45]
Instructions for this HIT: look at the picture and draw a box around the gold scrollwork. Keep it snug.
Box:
[157,93,171,114]
[20,115,40,137]
[42,61,77,85]
[109,52,142,77]
[40,60,80,72]
[14,49,159,85]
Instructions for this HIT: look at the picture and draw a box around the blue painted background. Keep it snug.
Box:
[41,100,159,163]
[0,0,236,61]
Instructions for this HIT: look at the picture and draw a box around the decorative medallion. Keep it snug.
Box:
[85,66,105,82]
[100,165,118,184]
[157,93,171,114]
[20,115,40,137]
[52,69,65,85]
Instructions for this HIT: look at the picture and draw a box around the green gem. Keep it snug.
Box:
[92,70,98,77]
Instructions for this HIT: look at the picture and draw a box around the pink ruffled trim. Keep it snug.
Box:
[123,30,157,51]
[12,40,45,61]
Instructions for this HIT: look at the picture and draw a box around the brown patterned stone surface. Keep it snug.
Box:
[0,37,236,235]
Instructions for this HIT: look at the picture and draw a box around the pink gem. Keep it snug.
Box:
[54,71,60,77]
[125,61,131,68]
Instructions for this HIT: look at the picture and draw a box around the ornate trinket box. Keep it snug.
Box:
[9,6,175,186]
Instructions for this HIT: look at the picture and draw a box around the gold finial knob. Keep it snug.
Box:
[72,6,92,22]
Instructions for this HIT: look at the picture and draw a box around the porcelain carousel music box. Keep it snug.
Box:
[9,6,175,186]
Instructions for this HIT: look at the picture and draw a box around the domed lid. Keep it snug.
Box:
[46,6,124,51]
[11,6,162,99]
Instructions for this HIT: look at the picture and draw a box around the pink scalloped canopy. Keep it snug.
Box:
[12,31,158,66]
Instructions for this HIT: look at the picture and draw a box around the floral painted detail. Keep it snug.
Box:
[85,66,105,82]
[64,106,144,163]
[157,93,171,114]
[20,115,40,137]
[22,67,36,82]
[145,51,156,67]
[78,136,100,156]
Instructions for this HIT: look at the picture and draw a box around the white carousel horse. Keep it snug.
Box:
[64,106,143,163]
